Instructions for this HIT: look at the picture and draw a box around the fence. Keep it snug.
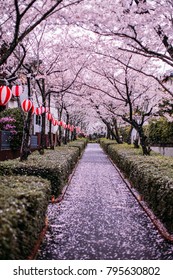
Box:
[0,130,11,150]
[0,131,38,161]
[0,131,38,150]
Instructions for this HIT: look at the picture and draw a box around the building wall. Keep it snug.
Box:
[131,128,139,144]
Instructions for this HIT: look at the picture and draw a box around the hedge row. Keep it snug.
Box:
[0,139,87,259]
[99,139,117,153]
[100,139,173,234]
[0,175,51,260]
[68,139,87,155]
[0,145,83,196]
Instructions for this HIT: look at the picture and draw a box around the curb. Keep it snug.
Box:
[27,217,49,260]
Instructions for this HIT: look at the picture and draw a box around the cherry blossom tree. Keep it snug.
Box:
[80,51,162,154]
[62,0,173,97]
[1,0,172,158]
[0,0,84,67]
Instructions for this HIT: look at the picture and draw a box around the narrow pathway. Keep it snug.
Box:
[37,144,173,260]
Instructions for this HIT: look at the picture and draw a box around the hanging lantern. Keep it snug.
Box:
[21,99,33,112]
[52,118,57,126]
[35,107,42,115]
[67,124,71,130]
[47,113,52,121]
[40,106,45,114]
[59,120,63,126]
[0,86,12,106]
[63,123,67,129]
[12,85,23,97]
[45,107,49,113]
[54,120,59,126]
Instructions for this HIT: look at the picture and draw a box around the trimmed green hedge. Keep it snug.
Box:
[99,138,117,153]
[0,175,51,260]
[0,146,80,196]
[68,140,86,155]
[100,140,173,234]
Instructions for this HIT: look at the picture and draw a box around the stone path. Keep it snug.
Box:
[37,143,173,259]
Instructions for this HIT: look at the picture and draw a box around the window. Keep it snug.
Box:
[36,115,41,126]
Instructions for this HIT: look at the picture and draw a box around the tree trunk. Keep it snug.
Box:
[107,122,122,143]
[71,128,76,141]
[112,117,122,143]
[138,127,151,155]
[106,125,111,139]
[48,93,54,149]
[64,113,69,145]
[127,125,133,144]
[20,77,32,161]
[38,79,47,154]
[20,111,33,160]
[57,126,62,146]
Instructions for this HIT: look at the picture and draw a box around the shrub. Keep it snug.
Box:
[68,139,86,155]
[0,175,51,259]
[101,140,173,234]
[148,117,173,145]
[0,146,80,196]
[119,125,132,144]
[0,108,23,150]
[99,138,117,153]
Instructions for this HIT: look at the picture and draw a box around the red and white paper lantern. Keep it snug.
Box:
[0,86,12,106]
[47,113,52,121]
[21,99,33,112]
[59,120,63,126]
[39,106,45,114]
[63,123,67,129]
[12,85,23,97]
[35,107,42,115]
[52,118,57,126]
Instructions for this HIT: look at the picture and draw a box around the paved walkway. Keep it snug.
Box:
[37,144,173,259]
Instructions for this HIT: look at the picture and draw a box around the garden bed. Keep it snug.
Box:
[100,139,173,234]
[0,175,51,260]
